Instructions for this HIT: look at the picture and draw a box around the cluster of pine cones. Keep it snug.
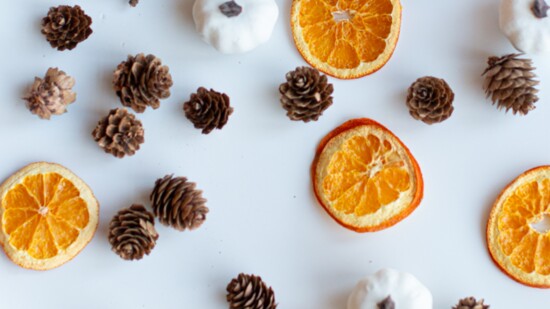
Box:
[108,175,208,261]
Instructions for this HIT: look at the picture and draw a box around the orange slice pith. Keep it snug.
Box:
[487,166,550,288]
[291,0,402,79]
[0,162,99,270]
[312,119,423,232]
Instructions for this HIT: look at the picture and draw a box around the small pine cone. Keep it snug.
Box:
[113,53,173,113]
[482,53,539,115]
[227,273,277,309]
[92,108,144,158]
[406,76,455,124]
[129,0,139,6]
[279,66,334,122]
[453,297,489,309]
[150,175,208,231]
[183,87,233,134]
[108,204,158,261]
[41,5,93,51]
[23,68,76,120]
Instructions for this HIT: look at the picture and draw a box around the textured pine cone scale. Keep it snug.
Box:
[227,273,277,309]
[279,66,334,122]
[41,5,93,51]
[151,175,209,231]
[108,204,159,261]
[92,108,145,158]
[184,87,233,134]
[113,53,173,113]
[482,53,539,115]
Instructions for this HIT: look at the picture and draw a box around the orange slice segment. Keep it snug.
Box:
[0,162,99,270]
[291,0,402,79]
[312,118,423,232]
[487,166,550,287]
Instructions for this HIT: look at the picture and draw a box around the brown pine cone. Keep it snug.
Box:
[150,175,208,231]
[227,273,277,309]
[23,68,76,120]
[113,53,173,113]
[183,87,233,134]
[130,0,139,7]
[92,108,145,158]
[108,204,158,261]
[41,5,93,51]
[406,76,455,124]
[279,66,334,122]
[482,53,539,115]
[453,297,489,309]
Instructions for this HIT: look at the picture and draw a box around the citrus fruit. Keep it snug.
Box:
[291,0,402,79]
[0,162,99,270]
[487,166,550,288]
[312,118,423,232]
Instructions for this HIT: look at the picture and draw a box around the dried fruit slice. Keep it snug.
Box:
[291,0,402,79]
[312,118,423,232]
[0,162,99,270]
[487,166,550,288]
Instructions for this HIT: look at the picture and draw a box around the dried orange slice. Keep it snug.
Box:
[487,166,550,288]
[291,0,402,79]
[312,118,423,232]
[0,162,99,270]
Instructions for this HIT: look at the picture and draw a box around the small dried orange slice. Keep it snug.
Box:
[0,162,99,270]
[291,0,402,79]
[487,166,550,288]
[312,118,423,232]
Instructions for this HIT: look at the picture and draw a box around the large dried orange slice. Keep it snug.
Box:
[0,162,99,270]
[487,166,550,288]
[291,0,402,79]
[312,119,423,232]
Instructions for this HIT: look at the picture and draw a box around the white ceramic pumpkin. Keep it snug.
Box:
[347,269,433,309]
[192,0,279,54]
[500,0,550,54]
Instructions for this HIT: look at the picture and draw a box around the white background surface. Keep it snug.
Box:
[0,0,548,308]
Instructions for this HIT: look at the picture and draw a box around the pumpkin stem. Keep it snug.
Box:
[533,0,550,18]
[377,295,396,309]
[219,0,242,18]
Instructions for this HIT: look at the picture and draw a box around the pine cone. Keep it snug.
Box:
[279,66,334,122]
[453,297,489,309]
[23,68,76,120]
[406,76,455,124]
[183,87,233,134]
[482,53,539,115]
[150,175,208,231]
[92,108,145,158]
[226,273,277,309]
[113,53,173,113]
[129,0,139,7]
[41,5,93,51]
[108,204,158,261]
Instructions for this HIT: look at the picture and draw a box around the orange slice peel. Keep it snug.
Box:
[0,162,99,270]
[312,118,423,232]
[487,166,550,288]
[291,0,402,79]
